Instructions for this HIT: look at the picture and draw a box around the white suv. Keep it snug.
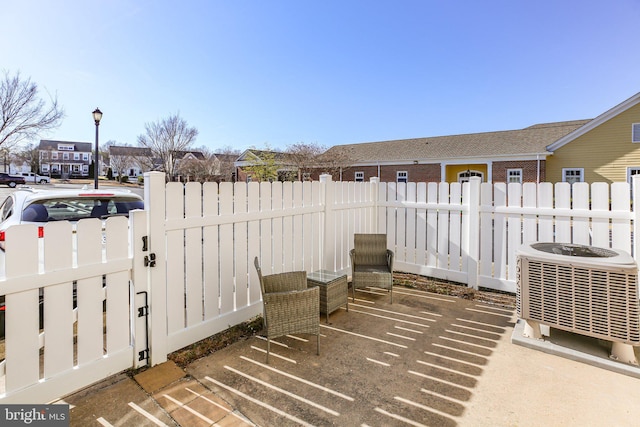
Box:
[0,188,144,250]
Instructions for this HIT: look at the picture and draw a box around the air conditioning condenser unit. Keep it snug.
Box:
[517,242,639,365]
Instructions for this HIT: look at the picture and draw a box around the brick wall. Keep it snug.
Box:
[492,160,545,183]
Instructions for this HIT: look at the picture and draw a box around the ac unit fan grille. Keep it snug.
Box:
[518,259,640,344]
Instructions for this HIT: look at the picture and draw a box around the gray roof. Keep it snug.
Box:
[323,120,592,163]
[39,140,92,152]
[109,146,152,156]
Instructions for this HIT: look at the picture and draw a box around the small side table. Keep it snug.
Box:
[307,270,349,323]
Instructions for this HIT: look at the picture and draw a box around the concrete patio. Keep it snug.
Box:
[64,285,640,426]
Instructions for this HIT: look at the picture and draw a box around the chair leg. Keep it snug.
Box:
[316,334,320,355]
[390,286,393,304]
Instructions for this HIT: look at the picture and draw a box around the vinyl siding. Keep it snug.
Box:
[546,103,640,183]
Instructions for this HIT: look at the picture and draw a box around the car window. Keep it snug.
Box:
[36,197,144,221]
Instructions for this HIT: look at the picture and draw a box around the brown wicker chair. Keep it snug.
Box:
[350,234,394,303]
[254,257,320,363]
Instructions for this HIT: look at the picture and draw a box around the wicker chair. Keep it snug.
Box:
[254,257,320,363]
[350,234,394,303]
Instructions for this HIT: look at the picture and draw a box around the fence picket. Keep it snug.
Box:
[5,225,41,392]
[591,183,610,248]
[479,183,493,278]
[493,183,507,279]
[76,219,105,365]
[572,183,590,245]
[437,183,450,269]
[43,222,74,378]
[555,183,571,242]
[203,182,220,319]
[426,182,438,268]
[248,182,261,305]
[185,183,204,327]
[166,183,186,333]
[105,216,131,353]
[406,182,417,265]
[507,183,522,280]
[611,182,631,251]
[522,183,538,243]
[449,183,462,272]
[219,183,235,313]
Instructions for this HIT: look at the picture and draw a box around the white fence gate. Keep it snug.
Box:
[0,173,638,402]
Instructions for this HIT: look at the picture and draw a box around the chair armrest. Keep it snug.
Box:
[387,249,394,271]
[263,286,319,304]
[350,249,356,267]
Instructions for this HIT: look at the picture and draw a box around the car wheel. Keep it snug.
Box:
[40,179,47,184]
[8,182,16,188]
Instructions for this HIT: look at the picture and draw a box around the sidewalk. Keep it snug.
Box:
[64,286,640,426]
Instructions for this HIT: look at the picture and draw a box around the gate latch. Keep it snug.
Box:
[144,253,156,267]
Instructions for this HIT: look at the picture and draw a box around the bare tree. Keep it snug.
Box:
[315,145,356,180]
[175,147,220,182]
[286,142,327,180]
[107,141,134,181]
[137,113,198,179]
[0,71,64,147]
[14,143,40,172]
[216,145,240,182]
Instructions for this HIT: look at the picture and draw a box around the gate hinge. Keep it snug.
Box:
[138,305,149,317]
[144,253,156,267]
[138,349,149,362]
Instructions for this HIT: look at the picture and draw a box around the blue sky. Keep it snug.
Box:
[3,1,639,152]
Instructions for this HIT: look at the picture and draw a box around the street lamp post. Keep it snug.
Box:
[92,108,103,189]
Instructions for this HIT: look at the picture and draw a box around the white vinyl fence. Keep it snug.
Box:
[0,172,638,403]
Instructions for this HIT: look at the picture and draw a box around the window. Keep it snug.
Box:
[82,165,89,173]
[633,123,640,143]
[51,152,58,160]
[74,153,80,160]
[397,171,408,183]
[41,164,49,172]
[355,172,364,182]
[628,167,640,184]
[507,169,523,183]
[458,170,484,183]
[63,153,69,160]
[562,168,583,184]
[83,153,89,161]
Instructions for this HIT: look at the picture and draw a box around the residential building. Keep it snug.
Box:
[38,140,92,178]
[320,120,589,183]
[235,149,297,182]
[319,92,640,185]
[545,92,640,184]
[108,146,153,178]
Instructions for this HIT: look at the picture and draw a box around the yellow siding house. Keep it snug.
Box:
[546,92,640,184]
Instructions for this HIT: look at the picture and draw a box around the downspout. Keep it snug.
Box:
[536,154,540,183]
[377,161,380,179]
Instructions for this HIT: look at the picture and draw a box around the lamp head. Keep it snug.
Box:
[92,108,103,125]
